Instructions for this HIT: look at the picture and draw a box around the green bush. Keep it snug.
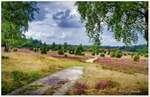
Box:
[33,48,39,52]
[2,55,9,59]
[92,52,95,56]
[124,53,127,56]
[110,52,115,57]
[100,53,105,57]
[13,48,18,52]
[107,51,110,55]
[4,47,9,52]
[116,53,122,58]
[58,49,64,55]
[64,54,67,57]
[69,49,74,54]
[110,49,122,58]
[40,47,48,54]
[75,45,83,55]
[130,53,134,58]
[133,55,140,61]
[144,54,148,57]
[115,50,122,58]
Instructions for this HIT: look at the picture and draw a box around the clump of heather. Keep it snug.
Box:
[70,82,88,95]
[95,80,119,90]
[133,54,140,62]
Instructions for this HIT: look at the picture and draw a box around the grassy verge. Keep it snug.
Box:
[2,52,86,95]
[67,64,148,95]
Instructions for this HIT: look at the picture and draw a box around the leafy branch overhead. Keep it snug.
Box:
[76,2,148,45]
[2,2,39,48]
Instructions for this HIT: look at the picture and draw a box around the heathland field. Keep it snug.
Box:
[2,48,148,95]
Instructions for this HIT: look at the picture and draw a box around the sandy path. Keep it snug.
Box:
[86,57,98,63]
[8,66,83,95]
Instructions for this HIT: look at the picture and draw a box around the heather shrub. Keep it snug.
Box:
[4,47,9,52]
[100,53,105,57]
[92,52,95,56]
[58,49,64,55]
[115,50,122,58]
[144,54,148,57]
[116,53,122,58]
[95,80,109,90]
[40,47,48,54]
[110,52,115,57]
[124,53,127,56]
[130,53,134,58]
[2,55,9,59]
[133,54,140,61]
[95,80,119,90]
[33,48,38,52]
[64,54,67,57]
[110,49,122,58]
[69,49,74,54]
[107,51,110,55]
[75,44,84,55]
[13,48,18,52]
[72,82,88,95]
[107,80,119,88]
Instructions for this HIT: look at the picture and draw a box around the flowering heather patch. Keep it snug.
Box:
[94,57,148,74]
[95,80,119,90]
[67,82,88,95]
[95,80,109,90]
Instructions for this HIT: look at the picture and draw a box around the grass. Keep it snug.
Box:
[67,63,148,95]
[2,51,148,95]
[2,51,87,94]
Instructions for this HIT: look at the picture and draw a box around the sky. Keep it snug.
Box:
[25,1,147,46]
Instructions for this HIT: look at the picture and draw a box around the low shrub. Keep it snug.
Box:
[2,55,9,59]
[13,48,18,52]
[95,80,119,90]
[40,47,48,54]
[100,53,105,57]
[110,52,115,57]
[133,55,140,61]
[95,80,109,90]
[33,48,39,52]
[116,53,122,58]
[131,53,134,58]
[92,52,95,56]
[144,54,148,58]
[72,82,88,95]
[115,50,122,58]
[4,47,9,52]
[58,49,64,55]
[69,49,74,54]
[64,54,67,57]
[107,80,119,88]
[110,50,122,58]
[107,52,110,55]
[124,53,127,56]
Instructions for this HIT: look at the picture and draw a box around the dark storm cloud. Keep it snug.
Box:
[53,9,83,28]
